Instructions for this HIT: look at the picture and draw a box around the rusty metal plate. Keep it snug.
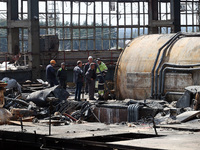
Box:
[165,73,193,91]
[93,107,127,124]
[127,73,151,89]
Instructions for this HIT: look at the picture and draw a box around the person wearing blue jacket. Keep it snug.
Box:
[85,63,96,100]
[73,60,84,101]
[46,60,58,87]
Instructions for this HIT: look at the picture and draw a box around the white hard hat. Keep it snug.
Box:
[88,56,93,60]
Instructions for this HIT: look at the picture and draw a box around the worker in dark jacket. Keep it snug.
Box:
[73,60,84,101]
[85,63,96,100]
[46,60,58,87]
[84,56,96,94]
[57,62,67,89]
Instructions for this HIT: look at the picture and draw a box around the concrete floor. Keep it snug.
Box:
[1,88,200,149]
[0,121,200,149]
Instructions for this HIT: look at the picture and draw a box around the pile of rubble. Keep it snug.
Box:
[154,86,200,125]
[0,62,29,71]
[0,78,98,126]
[125,86,200,127]
[0,77,200,129]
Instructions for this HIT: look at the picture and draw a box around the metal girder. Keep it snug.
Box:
[7,0,19,54]
[149,0,158,34]
[7,20,30,28]
[151,20,174,27]
[171,0,181,32]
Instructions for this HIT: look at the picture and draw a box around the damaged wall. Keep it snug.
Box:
[0,50,121,82]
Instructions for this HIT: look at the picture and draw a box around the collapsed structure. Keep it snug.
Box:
[0,0,200,149]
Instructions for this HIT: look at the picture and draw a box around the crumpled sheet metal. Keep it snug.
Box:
[1,77,22,93]
[26,86,70,107]
[0,108,12,125]
[185,86,200,94]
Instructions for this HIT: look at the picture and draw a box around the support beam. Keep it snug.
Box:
[148,0,158,34]
[7,0,19,55]
[28,0,41,80]
[7,20,30,28]
[171,0,181,33]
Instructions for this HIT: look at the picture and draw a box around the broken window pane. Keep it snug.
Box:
[88,40,94,50]
[80,40,86,50]
[56,14,63,26]
[88,29,94,39]
[80,29,87,39]
[56,28,63,39]
[73,29,79,39]
[39,14,46,26]
[96,28,102,39]
[73,40,79,50]
[63,40,71,50]
[64,28,71,39]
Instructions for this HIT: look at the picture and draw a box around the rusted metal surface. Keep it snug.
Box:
[10,108,34,120]
[0,82,7,107]
[0,108,12,125]
[194,92,200,110]
[165,73,193,92]
[93,107,127,124]
[115,34,200,100]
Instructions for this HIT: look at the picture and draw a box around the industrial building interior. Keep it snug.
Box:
[0,0,200,150]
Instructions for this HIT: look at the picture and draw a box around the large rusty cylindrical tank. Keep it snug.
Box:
[115,33,200,100]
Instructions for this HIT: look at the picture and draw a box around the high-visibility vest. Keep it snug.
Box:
[96,62,108,74]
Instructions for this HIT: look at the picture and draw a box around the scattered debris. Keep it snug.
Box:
[176,111,200,123]
[2,77,22,93]
[26,85,69,107]
[1,76,200,135]
[0,62,28,71]
[0,108,12,125]
[10,108,34,120]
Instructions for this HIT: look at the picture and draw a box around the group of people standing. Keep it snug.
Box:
[45,56,108,101]
[46,60,67,88]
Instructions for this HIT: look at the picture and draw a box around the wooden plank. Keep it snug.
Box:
[9,120,35,127]
[176,111,200,123]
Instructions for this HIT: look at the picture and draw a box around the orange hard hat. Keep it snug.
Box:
[50,60,56,64]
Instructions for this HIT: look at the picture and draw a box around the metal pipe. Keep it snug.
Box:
[154,32,200,99]
[158,63,200,99]
[154,34,182,99]
[163,92,184,100]
[150,32,181,98]
[161,67,200,96]
[4,97,29,106]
